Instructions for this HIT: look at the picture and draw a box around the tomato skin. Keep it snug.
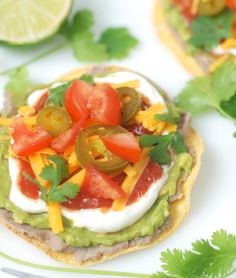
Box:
[51,118,86,154]
[101,133,141,163]
[64,80,92,122]
[18,159,39,199]
[173,0,197,21]
[11,118,53,157]
[88,84,121,126]
[82,165,126,200]
[61,193,113,210]
[227,0,236,9]
[127,161,163,205]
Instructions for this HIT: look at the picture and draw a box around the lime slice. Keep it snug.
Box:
[0,0,72,45]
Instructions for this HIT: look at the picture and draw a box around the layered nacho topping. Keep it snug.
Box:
[164,0,236,71]
[0,70,193,247]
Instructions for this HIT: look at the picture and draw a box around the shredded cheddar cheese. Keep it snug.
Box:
[112,148,150,211]
[210,54,230,73]
[28,153,49,188]
[191,0,200,15]
[221,38,236,49]
[48,202,64,233]
[123,164,137,178]
[111,79,140,89]
[18,106,35,117]
[135,103,166,133]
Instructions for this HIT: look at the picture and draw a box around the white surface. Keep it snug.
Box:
[0,0,235,277]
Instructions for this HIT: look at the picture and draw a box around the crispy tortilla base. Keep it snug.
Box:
[154,0,213,76]
[0,66,204,266]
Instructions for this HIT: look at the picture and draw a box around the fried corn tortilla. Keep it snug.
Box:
[0,66,203,266]
[154,0,218,76]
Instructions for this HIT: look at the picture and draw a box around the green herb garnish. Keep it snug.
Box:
[23,155,79,203]
[175,60,236,122]
[140,132,187,165]
[189,9,234,51]
[47,81,72,107]
[47,74,94,107]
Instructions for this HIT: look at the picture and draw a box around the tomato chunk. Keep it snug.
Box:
[82,165,126,200]
[64,80,92,122]
[88,84,121,125]
[173,0,197,21]
[61,193,113,210]
[51,118,86,154]
[127,161,163,205]
[18,159,39,200]
[227,0,236,10]
[101,132,141,163]
[11,118,52,157]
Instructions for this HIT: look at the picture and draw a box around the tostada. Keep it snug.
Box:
[155,0,236,75]
[0,66,203,266]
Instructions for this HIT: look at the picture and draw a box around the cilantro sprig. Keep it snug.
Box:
[140,132,187,165]
[153,230,236,278]
[23,155,80,203]
[0,10,138,78]
[189,9,234,51]
[175,60,236,123]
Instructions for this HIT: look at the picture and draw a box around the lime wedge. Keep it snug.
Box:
[0,0,72,45]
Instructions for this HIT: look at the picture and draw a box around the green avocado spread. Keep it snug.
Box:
[0,149,192,247]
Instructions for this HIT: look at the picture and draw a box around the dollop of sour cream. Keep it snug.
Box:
[9,71,170,233]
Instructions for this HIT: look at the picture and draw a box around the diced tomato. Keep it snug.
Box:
[61,193,113,210]
[64,80,92,122]
[227,0,236,10]
[101,132,141,163]
[173,0,197,21]
[18,159,40,199]
[112,172,126,186]
[82,165,126,200]
[34,93,48,112]
[88,84,121,126]
[11,118,52,157]
[126,123,152,136]
[127,161,163,205]
[51,118,86,154]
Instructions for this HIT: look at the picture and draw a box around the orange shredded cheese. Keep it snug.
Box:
[48,202,64,234]
[110,79,140,89]
[112,148,150,211]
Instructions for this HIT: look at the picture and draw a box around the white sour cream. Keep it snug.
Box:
[9,71,170,233]
[213,46,236,56]
[9,157,47,213]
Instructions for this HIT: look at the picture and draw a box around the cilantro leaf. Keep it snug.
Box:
[175,60,236,122]
[171,133,187,153]
[154,113,179,125]
[71,32,108,62]
[99,27,138,59]
[139,133,186,165]
[233,131,236,138]
[47,182,80,202]
[24,155,79,203]
[47,81,72,106]
[5,67,33,108]
[40,156,69,189]
[70,10,94,35]
[153,230,236,278]
[189,9,234,51]
[79,74,94,84]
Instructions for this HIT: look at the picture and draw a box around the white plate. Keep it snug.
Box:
[0,0,235,277]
